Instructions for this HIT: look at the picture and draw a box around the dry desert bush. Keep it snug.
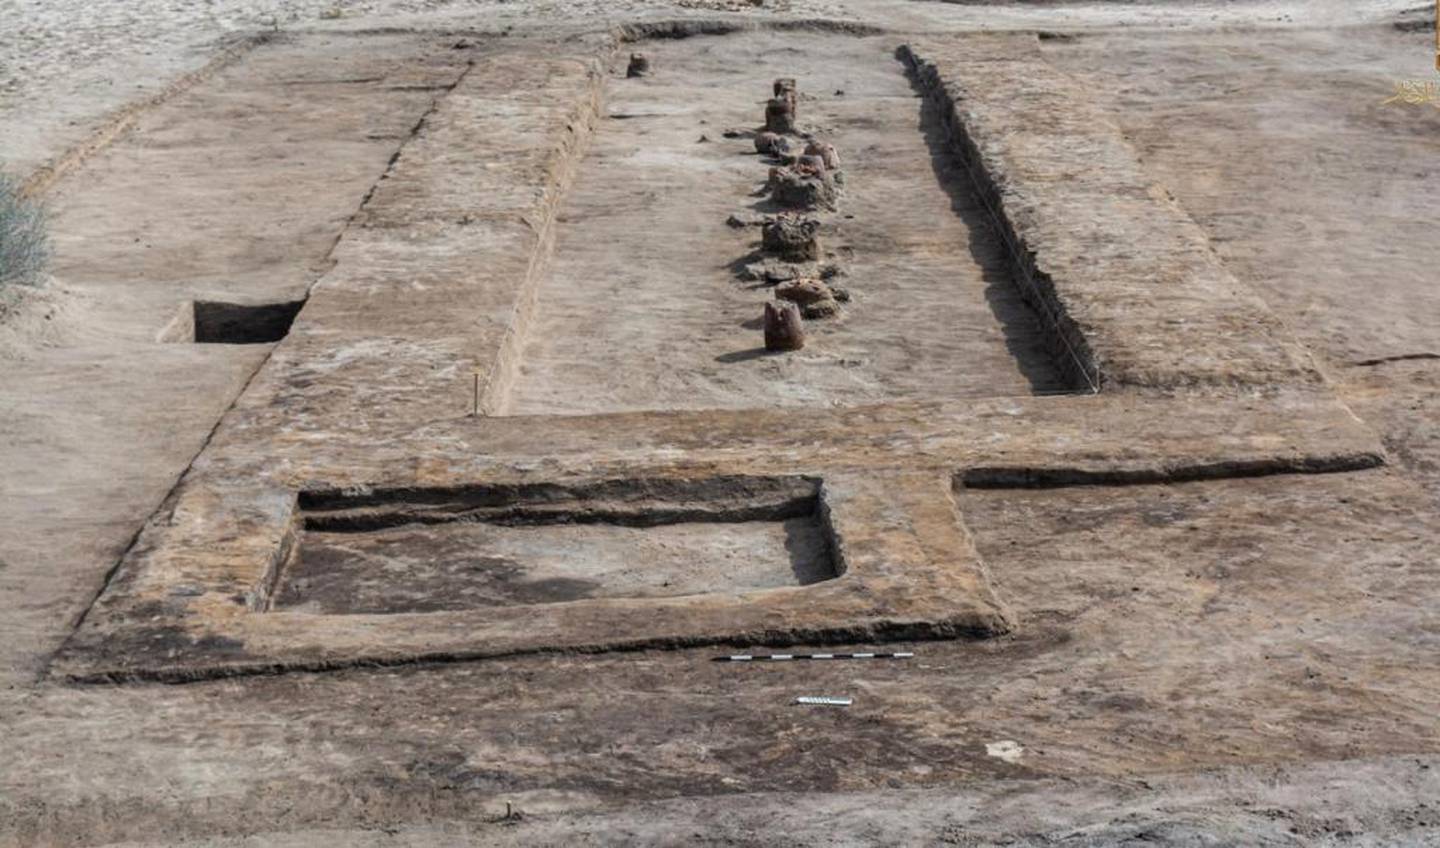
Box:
[0,171,49,291]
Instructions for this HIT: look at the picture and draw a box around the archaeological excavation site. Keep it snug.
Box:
[3,1,1440,844]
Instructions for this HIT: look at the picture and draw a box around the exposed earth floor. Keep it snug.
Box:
[2,1,1439,845]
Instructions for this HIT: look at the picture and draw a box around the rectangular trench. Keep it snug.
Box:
[268,476,837,614]
[500,31,1069,416]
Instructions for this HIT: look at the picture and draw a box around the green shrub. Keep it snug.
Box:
[0,171,49,290]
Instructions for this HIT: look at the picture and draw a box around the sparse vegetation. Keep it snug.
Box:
[0,171,49,291]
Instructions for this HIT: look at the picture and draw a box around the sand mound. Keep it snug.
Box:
[0,279,90,360]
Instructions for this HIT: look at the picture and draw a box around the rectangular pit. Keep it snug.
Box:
[501,31,1071,416]
[271,475,836,614]
[160,298,306,344]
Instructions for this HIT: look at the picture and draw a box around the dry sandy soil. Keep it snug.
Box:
[3,0,1440,846]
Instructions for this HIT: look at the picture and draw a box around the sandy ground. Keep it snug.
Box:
[0,0,838,180]
[1,1,1418,179]
[104,756,1440,846]
[3,1,1440,846]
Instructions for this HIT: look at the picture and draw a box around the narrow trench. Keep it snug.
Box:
[907,66,1084,395]
[899,45,1100,394]
[502,32,1072,417]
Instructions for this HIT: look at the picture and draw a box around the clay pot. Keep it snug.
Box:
[754,131,790,155]
[762,216,821,262]
[774,277,833,307]
[773,77,798,112]
[763,301,805,351]
[764,97,796,134]
[804,141,840,170]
